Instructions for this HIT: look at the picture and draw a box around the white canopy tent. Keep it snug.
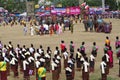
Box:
[19,12,27,16]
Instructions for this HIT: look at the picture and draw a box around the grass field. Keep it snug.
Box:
[0,18,120,80]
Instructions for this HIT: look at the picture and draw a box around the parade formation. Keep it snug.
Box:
[0,36,120,80]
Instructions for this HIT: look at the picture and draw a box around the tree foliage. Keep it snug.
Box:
[105,0,118,10]
[49,0,79,7]
[86,0,102,7]
[60,0,79,7]
[0,0,26,12]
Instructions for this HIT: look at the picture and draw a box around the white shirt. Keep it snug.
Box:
[2,52,6,57]
[77,52,81,58]
[68,59,73,65]
[2,47,7,53]
[51,61,57,70]
[8,44,12,49]
[9,51,15,57]
[15,47,20,57]
[40,58,45,62]
[35,60,40,68]
[4,57,9,62]
[63,51,68,59]
[100,61,107,74]
[44,24,49,30]
[22,48,26,52]
[83,61,89,72]
[80,57,85,62]
[45,53,50,58]
[105,54,109,62]
[56,55,61,60]
[34,52,40,60]
[25,51,30,56]
[29,47,34,53]
[39,48,43,54]
[66,67,72,72]
[90,55,95,61]
[28,56,34,63]
[54,50,58,55]
[23,60,29,70]
[10,57,18,65]
[19,51,25,58]
[55,59,59,64]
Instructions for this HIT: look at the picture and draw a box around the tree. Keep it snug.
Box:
[49,0,79,7]
[105,0,118,10]
[60,0,79,7]
[118,1,120,10]
[86,0,102,7]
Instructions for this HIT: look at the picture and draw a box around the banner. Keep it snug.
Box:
[51,8,66,14]
[67,7,80,15]
[51,7,80,15]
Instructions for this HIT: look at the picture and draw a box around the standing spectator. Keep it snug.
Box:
[30,25,34,36]
[23,24,27,35]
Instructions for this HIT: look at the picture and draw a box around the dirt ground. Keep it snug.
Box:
[0,18,120,80]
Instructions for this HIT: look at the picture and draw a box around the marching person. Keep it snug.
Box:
[23,57,30,80]
[35,58,40,80]
[100,57,107,80]
[107,47,113,68]
[80,42,85,56]
[69,41,75,56]
[76,48,82,71]
[29,44,35,56]
[105,36,110,46]
[65,63,72,80]
[0,41,3,50]
[39,45,44,55]
[69,54,75,80]
[28,54,35,76]
[115,36,120,49]
[38,62,46,80]
[63,48,69,69]
[82,57,89,80]
[60,40,66,54]
[0,57,7,80]
[91,42,98,57]
[10,56,19,78]
[89,53,95,72]
[56,52,61,74]
[104,51,110,75]
[119,57,120,77]
[45,47,51,72]
[51,58,58,80]
[34,49,40,61]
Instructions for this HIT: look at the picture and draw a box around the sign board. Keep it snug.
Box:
[26,1,35,16]
[51,7,80,15]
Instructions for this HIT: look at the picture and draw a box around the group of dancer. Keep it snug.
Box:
[0,36,120,80]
